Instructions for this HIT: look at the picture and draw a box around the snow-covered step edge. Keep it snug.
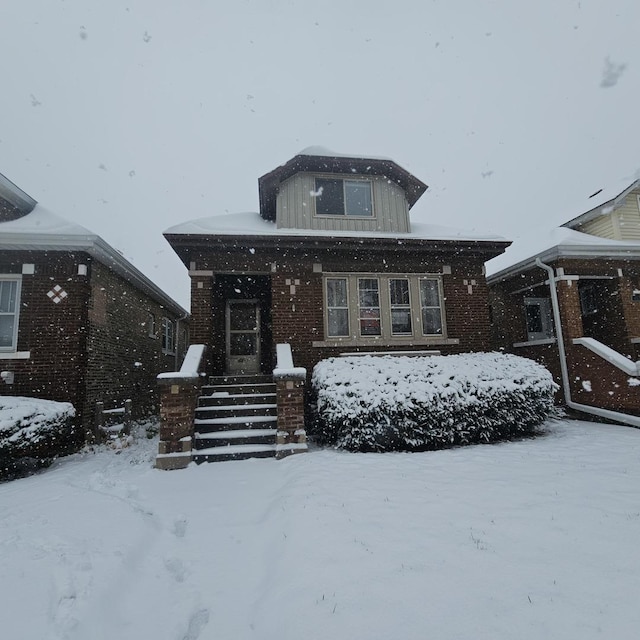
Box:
[202,392,277,400]
[195,429,277,440]
[195,415,277,425]
[195,443,277,455]
[195,403,277,412]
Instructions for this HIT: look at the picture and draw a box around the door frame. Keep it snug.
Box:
[225,299,261,374]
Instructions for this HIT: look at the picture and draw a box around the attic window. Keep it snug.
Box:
[314,178,373,217]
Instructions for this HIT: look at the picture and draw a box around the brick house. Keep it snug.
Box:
[156,147,510,467]
[0,172,189,445]
[487,177,640,426]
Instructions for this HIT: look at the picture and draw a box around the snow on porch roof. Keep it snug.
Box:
[164,210,507,243]
[258,147,428,222]
[486,226,640,282]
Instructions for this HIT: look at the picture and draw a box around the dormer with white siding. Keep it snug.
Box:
[562,179,640,242]
[257,147,427,234]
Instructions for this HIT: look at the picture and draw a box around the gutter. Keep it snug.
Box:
[535,257,640,428]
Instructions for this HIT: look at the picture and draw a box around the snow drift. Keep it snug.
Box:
[311,353,557,451]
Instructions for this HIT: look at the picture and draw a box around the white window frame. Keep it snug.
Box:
[325,277,350,338]
[322,273,448,344]
[524,297,554,341]
[161,317,175,354]
[389,277,413,336]
[419,277,444,336]
[313,176,374,218]
[0,275,21,352]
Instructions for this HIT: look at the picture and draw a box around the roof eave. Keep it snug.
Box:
[487,244,640,284]
[0,234,188,317]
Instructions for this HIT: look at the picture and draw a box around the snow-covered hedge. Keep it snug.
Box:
[311,353,557,452]
[0,397,76,480]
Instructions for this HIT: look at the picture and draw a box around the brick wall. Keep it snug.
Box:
[489,257,640,413]
[83,260,187,432]
[0,251,90,446]
[0,250,187,438]
[187,243,494,379]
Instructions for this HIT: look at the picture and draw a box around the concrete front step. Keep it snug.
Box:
[193,443,277,463]
[194,428,277,448]
[194,415,277,433]
[209,374,273,385]
[201,383,276,396]
[198,392,277,407]
[195,403,277,420]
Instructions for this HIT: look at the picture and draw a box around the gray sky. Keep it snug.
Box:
[1,0,639,308]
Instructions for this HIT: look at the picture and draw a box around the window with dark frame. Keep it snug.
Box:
[314,178,373,217]
[147,312,156,338]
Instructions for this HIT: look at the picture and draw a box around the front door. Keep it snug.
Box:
[226,300,261,374]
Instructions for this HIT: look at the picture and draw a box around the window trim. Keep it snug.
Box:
[321,273,449,345]
[161,316,175,354]
[0,275,21,353]
[325,277,350,338]
[524,297,554,342]
[313,176,375,219]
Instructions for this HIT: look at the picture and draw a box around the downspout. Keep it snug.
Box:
[536,258,640,428]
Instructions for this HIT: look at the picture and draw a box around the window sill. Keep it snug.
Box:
[312,337,459,348]
[0,351,31,360]
[631,337,640,344]
[513,338,556,348]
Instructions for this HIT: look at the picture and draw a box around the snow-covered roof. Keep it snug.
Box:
[258,148,427,221]
[296,146,393,162]
[0,204,187,316]
[486,226,640,282]
[560,176,640,229]
[164,211,507,243]
[0,172,37,214]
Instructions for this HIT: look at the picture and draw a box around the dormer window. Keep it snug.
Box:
[314,177,373,217]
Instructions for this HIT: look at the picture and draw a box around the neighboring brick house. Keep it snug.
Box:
[0,172,189,444]
[165,147,509,380]
[487,177,640,426]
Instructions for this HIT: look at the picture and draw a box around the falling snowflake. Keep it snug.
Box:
[600,57,627,88]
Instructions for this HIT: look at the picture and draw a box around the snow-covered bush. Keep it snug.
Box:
[0,397,76,480]
[311,353,557,452]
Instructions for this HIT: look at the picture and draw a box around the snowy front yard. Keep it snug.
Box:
[1,420,639,640]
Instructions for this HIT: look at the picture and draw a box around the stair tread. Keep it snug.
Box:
[195,403,277,412]
[195,429,277,440]
[203,391,276,397]
[195,415,277,425]
[194,443,277,455]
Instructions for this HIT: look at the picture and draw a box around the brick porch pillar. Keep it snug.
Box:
[274,374,308,459]
[155,376,201,470]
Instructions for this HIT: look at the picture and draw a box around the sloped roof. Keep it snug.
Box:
[486,226,640,282]
[165,210,507,243]
[0,204,187,316]
[257,147,428,221]
[561,176,640,230]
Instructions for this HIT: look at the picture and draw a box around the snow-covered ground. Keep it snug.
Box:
[1,419,639,640]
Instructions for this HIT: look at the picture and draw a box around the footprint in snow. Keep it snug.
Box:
[182,608,210,640]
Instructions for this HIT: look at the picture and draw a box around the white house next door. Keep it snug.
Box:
[225,300,260,374]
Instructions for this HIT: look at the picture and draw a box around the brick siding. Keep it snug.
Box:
[0,250,187,440]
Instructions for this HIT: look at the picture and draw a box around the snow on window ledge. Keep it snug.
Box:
[312,337,459,348]
[513,338,556,348]
[0,351,31,360]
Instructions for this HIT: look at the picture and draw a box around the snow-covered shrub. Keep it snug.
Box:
[311,353,557,452]
[0,397,76,480]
